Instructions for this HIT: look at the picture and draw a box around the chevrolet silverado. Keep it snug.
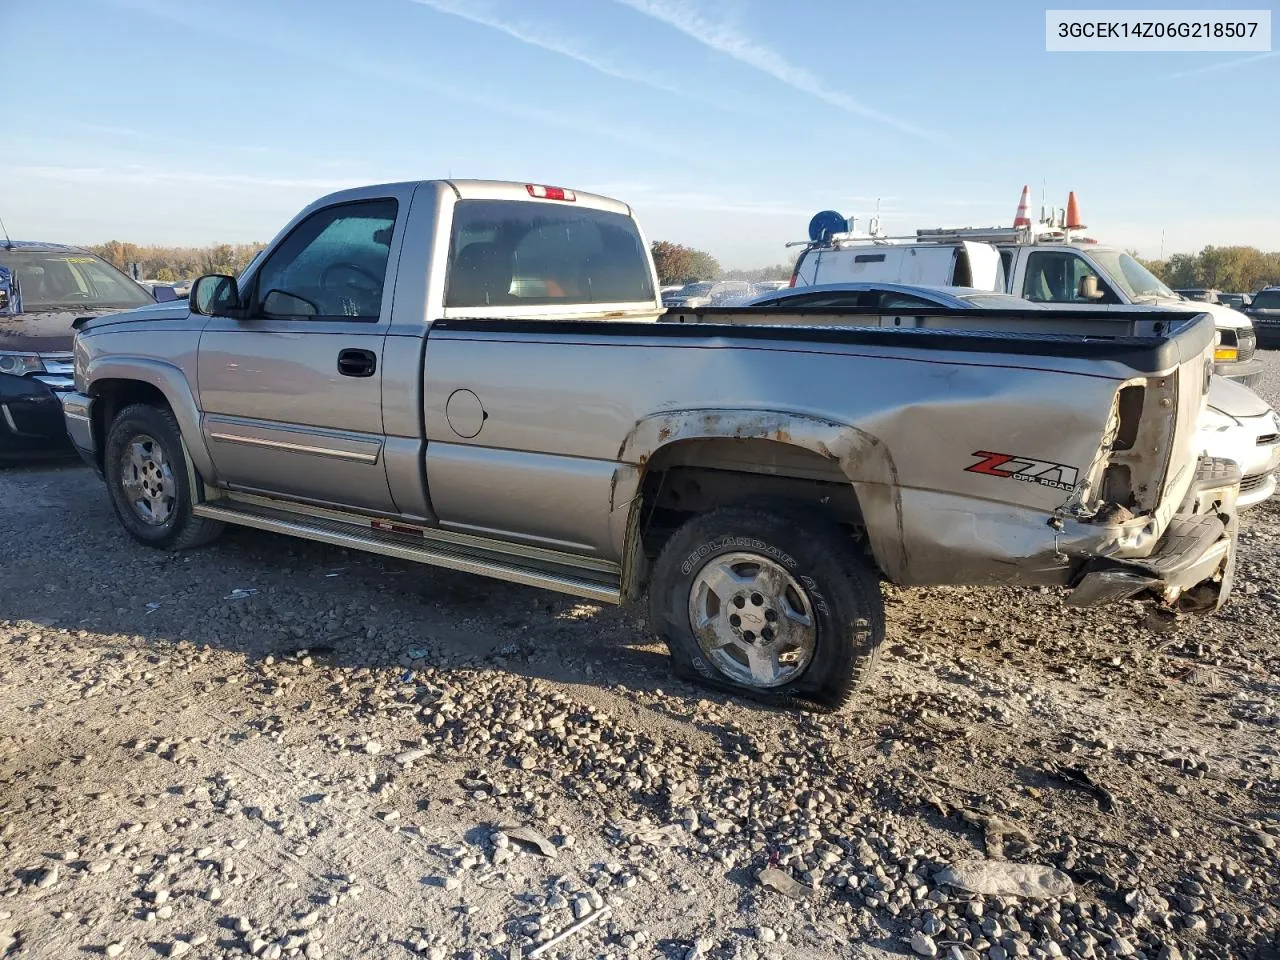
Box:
[62,180,1238,707]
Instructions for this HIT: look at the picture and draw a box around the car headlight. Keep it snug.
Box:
[1201,406,1238,432]
[0,352,46,376]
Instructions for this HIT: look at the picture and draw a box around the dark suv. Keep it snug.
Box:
[0,242,161,457]
[1244,287,1280,348]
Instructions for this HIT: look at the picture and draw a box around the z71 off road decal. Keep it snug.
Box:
[966,451,1080,492]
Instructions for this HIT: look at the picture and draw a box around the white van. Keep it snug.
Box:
[790,238,1006,292]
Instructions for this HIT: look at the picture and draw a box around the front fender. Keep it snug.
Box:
[83,355,215,481]
[618,407,908,581]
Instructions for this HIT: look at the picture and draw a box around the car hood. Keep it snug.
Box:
[0,306,138,354]
[1208,375,1273,420]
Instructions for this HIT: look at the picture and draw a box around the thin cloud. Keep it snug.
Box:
[95,0,713,167]
[409,0,687,97]
[1164,51,1278,80]
[590,183,908,219]
[77,122,274,156]
[613,0,937,140]
[1,164,366,192]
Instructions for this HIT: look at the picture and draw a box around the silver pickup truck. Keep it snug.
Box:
[62,179,1239,708]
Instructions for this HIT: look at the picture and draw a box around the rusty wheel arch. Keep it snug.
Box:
[614,408,906,599]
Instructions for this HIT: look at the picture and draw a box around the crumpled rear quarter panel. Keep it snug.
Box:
[424,327,1133,582]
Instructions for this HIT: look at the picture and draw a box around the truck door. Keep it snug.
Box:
[957,241,1003,291]
[1018,250,1121,307]
[196,195,406,512]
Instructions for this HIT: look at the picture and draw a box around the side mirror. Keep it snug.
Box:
[1077,275,1104,300]
[151,284,180,303]
[190,274,243,318]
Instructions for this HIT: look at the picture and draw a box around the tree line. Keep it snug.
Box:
[650,241,792,285]
[1136,245,1280,293]
[88,241,267,283]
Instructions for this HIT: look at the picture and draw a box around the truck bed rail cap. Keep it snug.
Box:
[432,312,1217,376]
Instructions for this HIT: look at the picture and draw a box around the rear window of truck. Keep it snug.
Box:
[445,200,654,308]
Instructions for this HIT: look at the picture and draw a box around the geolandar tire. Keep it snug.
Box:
[648,505,885,709]
[103,403,224,550]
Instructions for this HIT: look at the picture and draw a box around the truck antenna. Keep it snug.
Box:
[0,216,12,250]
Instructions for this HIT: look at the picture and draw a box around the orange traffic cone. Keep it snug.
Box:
[1013,185,1031,228]
[1066,191,1086,230]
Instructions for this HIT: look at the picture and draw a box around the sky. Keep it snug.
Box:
[3,0,1278,267]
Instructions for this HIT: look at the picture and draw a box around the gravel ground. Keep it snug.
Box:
[3,358,1280,960]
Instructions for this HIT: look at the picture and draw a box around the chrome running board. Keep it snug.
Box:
[193,495,621,604]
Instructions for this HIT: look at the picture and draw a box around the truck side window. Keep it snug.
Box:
[1021,251,1118,305]
[252,199,398,320]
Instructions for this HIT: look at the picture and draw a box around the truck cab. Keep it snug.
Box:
[998,241,1260,387]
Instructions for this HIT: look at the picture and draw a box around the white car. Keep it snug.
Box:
[1198,376,1280,508]
[747,281,1280,509]
[662,280,715,308]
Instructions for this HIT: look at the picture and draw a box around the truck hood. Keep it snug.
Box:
[1147,297,1252,330]
[1208,374,1273,420]
[77,300,192,332]
[0,306,137,354]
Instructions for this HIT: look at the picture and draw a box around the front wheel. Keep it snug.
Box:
[103,403,224,550]
[647,505,885,709]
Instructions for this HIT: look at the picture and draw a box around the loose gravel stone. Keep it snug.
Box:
[911,931,939,957]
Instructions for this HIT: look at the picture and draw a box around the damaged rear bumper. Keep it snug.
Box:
[1067,457,1239,613]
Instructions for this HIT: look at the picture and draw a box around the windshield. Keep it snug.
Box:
[1252,290,1280,309]
[1084,249,1175,300]
[0,250,154,311]
[680,282,714,297]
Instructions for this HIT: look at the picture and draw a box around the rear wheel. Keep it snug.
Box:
[104,403,224,550]
[647,505,885,708]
